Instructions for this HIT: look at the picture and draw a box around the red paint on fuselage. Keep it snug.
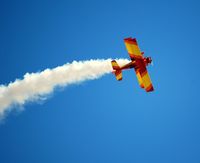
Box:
[120,57,152,71]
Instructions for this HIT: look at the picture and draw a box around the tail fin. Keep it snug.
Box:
[111,60,122,81]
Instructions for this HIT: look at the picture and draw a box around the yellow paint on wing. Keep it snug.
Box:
[125,42,142,57]
[136,71,144,88]
[141,72,152,88]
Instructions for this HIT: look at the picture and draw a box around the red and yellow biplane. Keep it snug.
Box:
[111,37,154,92]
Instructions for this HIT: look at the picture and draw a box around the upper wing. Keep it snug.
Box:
[135,60,154,92]
[124,38,143,60]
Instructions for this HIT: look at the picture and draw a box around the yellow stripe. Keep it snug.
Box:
[116,73,122,80]
[112,62,118,66]
[141,72,152,89]
[125,42,142,57]
[136,71,144,88]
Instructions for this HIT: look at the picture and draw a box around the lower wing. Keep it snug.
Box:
[135,63,154,92]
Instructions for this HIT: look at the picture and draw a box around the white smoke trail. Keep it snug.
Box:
[0,59,129,117]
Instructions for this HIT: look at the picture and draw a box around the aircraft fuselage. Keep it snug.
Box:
[120,57,152,71]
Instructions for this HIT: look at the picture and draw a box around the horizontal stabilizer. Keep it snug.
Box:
[111,60,120,70]
[114,70,122,81]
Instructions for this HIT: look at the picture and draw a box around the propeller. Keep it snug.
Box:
[151,61,154,66]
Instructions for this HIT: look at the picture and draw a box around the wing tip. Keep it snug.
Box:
[146,85,154,92]
[124,37,137,45]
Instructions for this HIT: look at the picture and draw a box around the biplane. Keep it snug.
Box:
[111,37,154,92]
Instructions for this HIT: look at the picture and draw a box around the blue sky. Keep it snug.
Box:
[1,0,200,162]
